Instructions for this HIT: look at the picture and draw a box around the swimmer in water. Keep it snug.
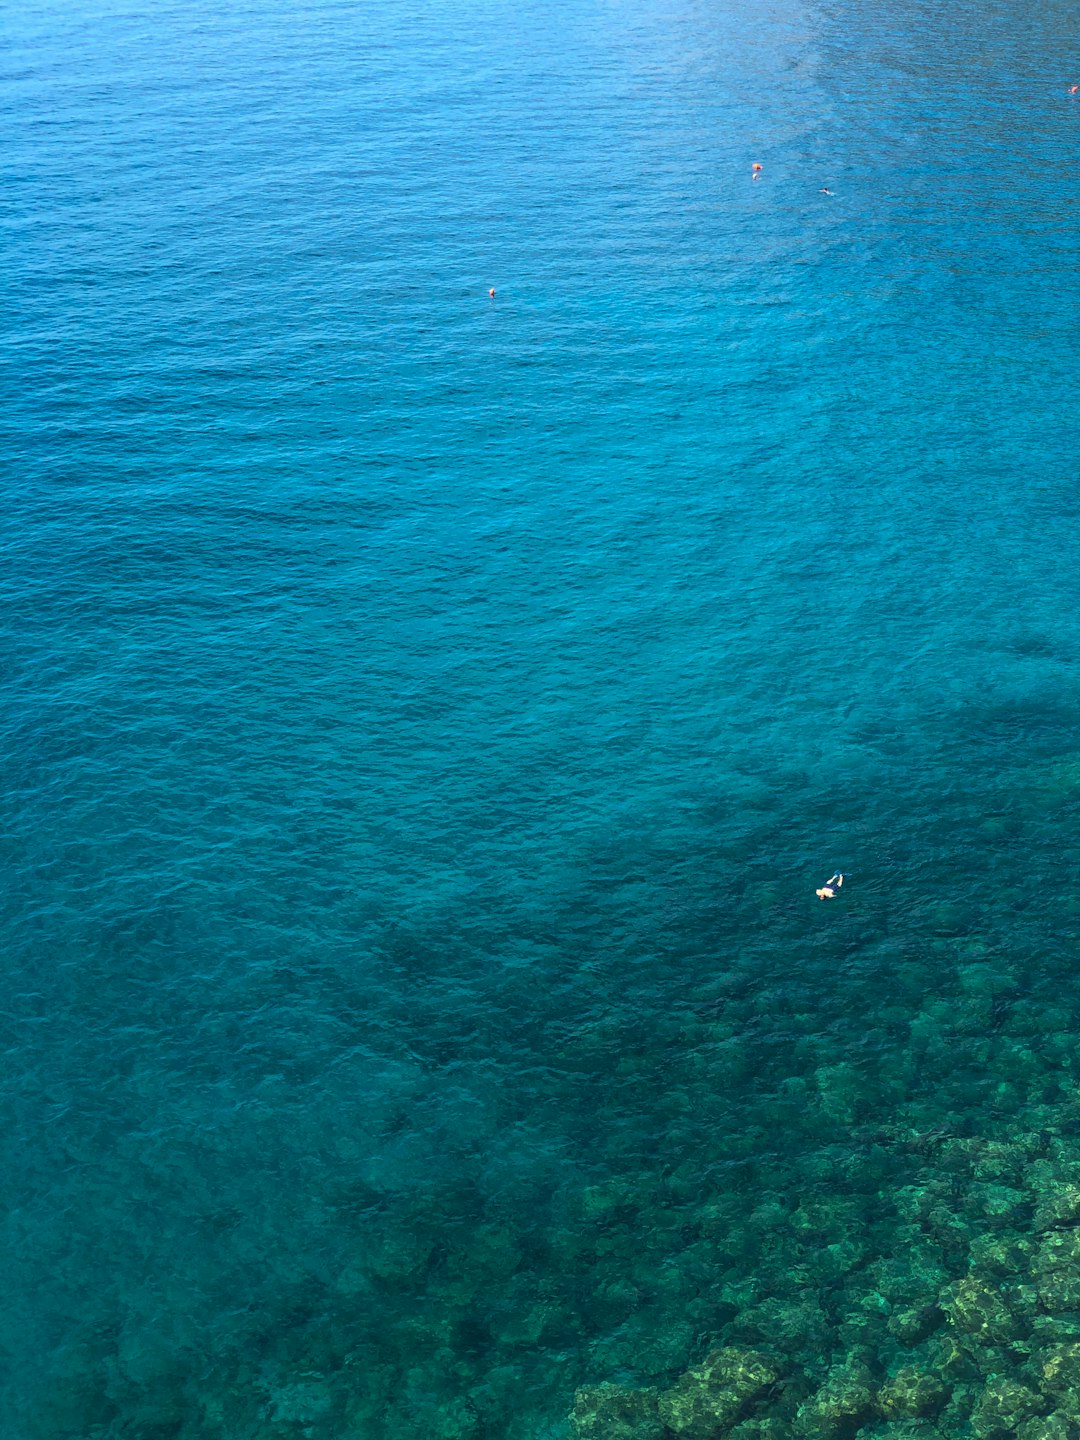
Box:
[820,187,833,195]
[816,872,844,900]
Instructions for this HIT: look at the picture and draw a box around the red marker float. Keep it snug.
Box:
[752,162,763,178]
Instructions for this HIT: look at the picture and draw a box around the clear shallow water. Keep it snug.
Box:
[3,0,1080,1436]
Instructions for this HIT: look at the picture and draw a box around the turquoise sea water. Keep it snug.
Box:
[5,0,1080,1436]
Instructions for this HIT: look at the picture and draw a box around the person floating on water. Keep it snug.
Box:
[820,187,833,195]
[816,872,844,900]
[489,287,496,299]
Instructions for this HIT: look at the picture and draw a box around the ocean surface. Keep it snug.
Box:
[4,0,1080,1436]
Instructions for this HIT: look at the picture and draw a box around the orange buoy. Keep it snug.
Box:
[752,162,763,176]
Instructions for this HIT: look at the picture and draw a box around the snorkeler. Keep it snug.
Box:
[816,872,844,900]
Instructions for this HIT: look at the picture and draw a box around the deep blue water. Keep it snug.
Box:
[4,1,1080,1436]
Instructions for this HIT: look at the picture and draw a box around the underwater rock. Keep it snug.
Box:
[967,1138,1027,1183]
[267,1378,334,1426]
[968,1231,1033,1277]
[935,1381,980,1428]
[1032,1312,1080,1347]
[384,1393,483,1440]
[941,1273,1018,1342]
[793,1360,876,1439]
[864,1252,947,1348]
[814,1065,866,1125]
[568,1383,666,1440]
[877,1367,948,1419]
[1035,1229,1080,1313]
[963,1183,1029,1230]
[1016,1416,1074,1440]
[728,1419,793,1439]
[886,1304,943,1347]
[367,1227,436,1285]
[818,1239,869,1283]
[699,1197,748,1242]
[893,1186,936,1225]
[1039,1340,1080,1384]
[865,1425,946,1440]
[970,1376,1041,1439]
[747,1198,790,1234]
[725,1295,833,1363]
[1035,1187,1080,1232]
[927,901,973,935]
[835,1306,889,1358]
[489,1300,555,1347]
[468,1222,524,1280]
[582,1179,639,1223]
[865,1249,949,1302]
[924,1203,975,1258]
[928,1323,1021,1385]
[921,1330,969,1380]
[658,1347,780,1439]
[789,1198,862,1244]
[585,1310,696,1381]
[1014,1280,1043,1327]
[956,962,1018,1000]
[1036,1341,1080,1421]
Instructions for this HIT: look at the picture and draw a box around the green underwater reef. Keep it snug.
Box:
[39,945,1080,1440]
[562,924,1080,1437]
[569,1116,1080,1440]
[25,762,1080,1440]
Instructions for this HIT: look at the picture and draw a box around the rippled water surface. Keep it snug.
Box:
[4,0,1080,1436]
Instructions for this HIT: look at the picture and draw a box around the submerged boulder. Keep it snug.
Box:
[658,1347,780,1439]
[1034,1230,1080,1314]
[970,1376,1041,1439]
[886,1304,943,1347]
[941,1273,1018,1342]
[864,1426,946,1440]
[794,1361,876,1439]
[877,1367,948,1420]
[1017,1417,1074,1440]
[728,1420,794,1439]
[1035,1342,1080,1424]
[1038,1340,1080,1394]
[1035,1186,1080,1233]
[725,1295,833,1363]
[569,1383,666,1440]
